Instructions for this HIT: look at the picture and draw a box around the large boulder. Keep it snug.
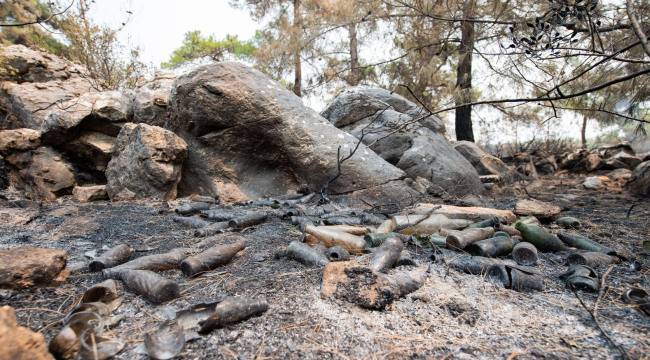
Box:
[628,161,650,197]
[453,141,515,182]
[106,123,188,200]
[170,62,419,202]
[321,87,483,195]
[0,306,54,360]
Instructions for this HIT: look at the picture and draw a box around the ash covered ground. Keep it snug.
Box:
[1,175,649,360]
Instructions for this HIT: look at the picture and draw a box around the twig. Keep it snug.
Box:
[571,266,629,360]
[319,105,391,203]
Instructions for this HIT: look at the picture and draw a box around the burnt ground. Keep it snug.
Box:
[1,174,649,359]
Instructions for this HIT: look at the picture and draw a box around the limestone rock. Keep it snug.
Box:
[454,141,515,181]
[597,143,635,159]
[171,63,417,201]
[513,199,561,221]
[628,161,650,197]
[0,128,41,154]
[0,306,54,360]
[106,123,187,200]
[133,72,175,127]
[322,87,482,195]
[321,86,445,133]
[0,247,68,289]
[73,185,108,202]
[602,151,642,170]
[8,147,76,201]
[0,45,95,130]
[64,131,116,172]
[583,176,621,191]
[607,168,632,184]
[40,90,132,144]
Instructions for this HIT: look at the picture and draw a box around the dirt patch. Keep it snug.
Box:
[0,174,648,359]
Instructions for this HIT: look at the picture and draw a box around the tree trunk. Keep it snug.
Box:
[581,116,587,149]
[348,22,360,86]
[292,0,302,97]
[455,0,476,142]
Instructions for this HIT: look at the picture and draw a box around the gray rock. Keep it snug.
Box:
[170,62,417,203]
[321,86,445,133]
[628,161,650,197]
[454,141,515,182]
[6,146,76,201]
[133,72,176,127]
[41,90,133,144]
[322,87,483,195]
[106,123,188,200]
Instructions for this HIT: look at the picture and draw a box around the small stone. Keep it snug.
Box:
[72,185,108,203]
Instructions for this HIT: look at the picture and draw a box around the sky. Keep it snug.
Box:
[88,0,258,67]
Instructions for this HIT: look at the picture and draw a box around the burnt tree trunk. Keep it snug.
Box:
[455,0,476,142]
[293,0,302,97]
[348,22,360,86]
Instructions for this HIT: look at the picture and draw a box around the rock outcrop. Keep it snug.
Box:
[170,62,418,202]
[0,306,54,360]
[5,146,76,200]
[106,123,187,200]
[321,87,483,195]
[0,128,41,154]
[0,45,95,130]
[132,72,175,127]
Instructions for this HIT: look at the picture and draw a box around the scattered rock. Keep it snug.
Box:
[0,247,68,289]
[0,128,41,154]
[106,123,187,200]
[454,141,514,181]
[513,199,561,221]
[628,161,650,197]
[0,306,54,360]
[607,168,632,184]
[321,86,483,195]
[73,185,108,203]
[583,176,616,191]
